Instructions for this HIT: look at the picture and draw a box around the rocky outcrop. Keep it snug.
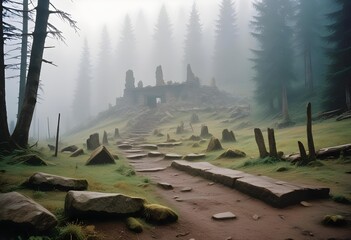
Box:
[86,146,115,165]
[64,191,145,218]
[0,192,57,232]
[23,172,88,191]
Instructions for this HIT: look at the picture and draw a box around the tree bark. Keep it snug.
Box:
[12,0,50,148]
[0,3,11,150]
[267,128,278,158]
[307,102,316,161]
[254,128,268,158]
[18,0,29,115]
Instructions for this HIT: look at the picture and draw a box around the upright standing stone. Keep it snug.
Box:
[125,70,135,89]
[267,128,277,158]
[254,128,268,158]
[206,137,223,152]
[155,65,165,86]
[222,129,236,142]
[102,131,108,145]
[87,133,100,151]
[307,103,316,161]
[114,128,120,138]
[200,125,211,138]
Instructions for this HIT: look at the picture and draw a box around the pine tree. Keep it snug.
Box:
[184,3,204,80]
[324,0,351,111]
[154,5,175,82]
[95,25,113,112]
[213,0,237,90]
[72,39,91,123]
[295,0,323,93]
[251,0,295,120]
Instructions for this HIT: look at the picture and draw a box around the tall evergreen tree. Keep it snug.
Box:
[95,25,113,112]
[251,0,295,120]
[184,3,204,80]
[154,5,175,82]
[116,14,136,96]
[72,39,91,123]
[324,0,351,111]
[213,0,237,90]
[295,0,323,93]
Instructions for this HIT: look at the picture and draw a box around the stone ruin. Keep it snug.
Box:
[118,64,235,109]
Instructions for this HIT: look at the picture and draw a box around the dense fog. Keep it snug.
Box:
[4,0,344,139]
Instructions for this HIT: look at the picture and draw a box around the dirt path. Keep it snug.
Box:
[91,152,350,240]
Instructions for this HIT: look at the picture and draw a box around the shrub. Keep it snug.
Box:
[58,222,86,240]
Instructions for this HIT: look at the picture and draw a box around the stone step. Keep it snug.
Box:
[171,160,330,208]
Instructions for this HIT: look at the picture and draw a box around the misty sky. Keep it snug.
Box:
[5,0,254,137]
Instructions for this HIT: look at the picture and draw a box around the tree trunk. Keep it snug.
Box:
[254,128,269,158]
[0,3,11,150]
[307,102,316,161]
[267,128,278,158]
[304,46,314,93]
[12,0,50,148]
[282,84,290,122]
[18,0,29,115]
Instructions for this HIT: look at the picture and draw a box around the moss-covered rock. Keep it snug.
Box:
[126,217,143,233]
[143,204,178,224]
[322,215,347,226]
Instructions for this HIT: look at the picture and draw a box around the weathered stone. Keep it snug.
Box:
[222,129,236,142]
[139,144,158,150]
[70,148,84,157]
[117,144,133,149]
[0,192,57,232]
[189,135,201,141]
[9,154,47,166]
[252,214,260,220]
[217,149,246,159]
[164,153,183,160]
[155,65,165,86]
[322,215,347,226]
[157,182,173,190]
[102,131,109,145]
[180,187,192,192]
[126,154,147,159]
[190,113,199,124]
[183,153,206,160]
[124,149,143,153]
[136,167,166,172]
[206,137,223,152]
[200,125,211,138]
[23,172,88,191]
[61,145,78,153]
[157,142,182,147]
[64,191,145,218]
[300,201,312,207]
[212,212,236,220]
[87,133,100,151]
[86,146,115,165]
[254,128,268,158]
[137,81,143,88]
[114,128,120,138]
[148,151,165,157]
[125,69,135,89]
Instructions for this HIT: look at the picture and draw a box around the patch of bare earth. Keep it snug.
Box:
[92,155,350,240]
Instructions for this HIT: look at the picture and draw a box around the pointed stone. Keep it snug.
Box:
[70,148,84,157]
[86,146,116,165]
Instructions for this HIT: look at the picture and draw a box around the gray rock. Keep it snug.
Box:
[23,172,88,191]
[102,131,109,145]
[164,153,183,160]
[86,133,100,151]
[0,192,57,232]
[217,149,246,159]
[61,145,78,153]
[126,154,147,159]
[139,144,158,150]
[212,212,236,220]
[183,153,206,160]
[148,151,165,157]
[180,187,192,192]
[124,149,143,153]
[118,144,133,149]
[64,191,145,218]
[70,148,84,157]
[221,129,236,142]
[136,167,166,172]
[157,182,173,190]
[206,137,223,152]
[86,146,116,165]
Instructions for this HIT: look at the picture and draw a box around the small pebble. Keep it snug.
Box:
[252,214,260,220]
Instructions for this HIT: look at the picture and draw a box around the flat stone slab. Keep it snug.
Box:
[157,142,182,147]
[212,212,236,220]
[164,153,183,160]
[124,149,143,153]
[183,153,206,160]
[138,144,158,150]
[117,144,133,149]
[126,154,148,159]
[157,182,173,190]
[64,191,145,218]
[136,167,167,172]
[148,151,165,157]
[23,172,88,191]
[180,187,192,192]
[171,160,330,208]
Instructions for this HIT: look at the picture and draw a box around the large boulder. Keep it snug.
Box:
[64,191,145,218]
[206,137,223,152]
[86,146,115,165]
[23,172,88,191]
[86,133,100,151]
[0,192,57,233]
